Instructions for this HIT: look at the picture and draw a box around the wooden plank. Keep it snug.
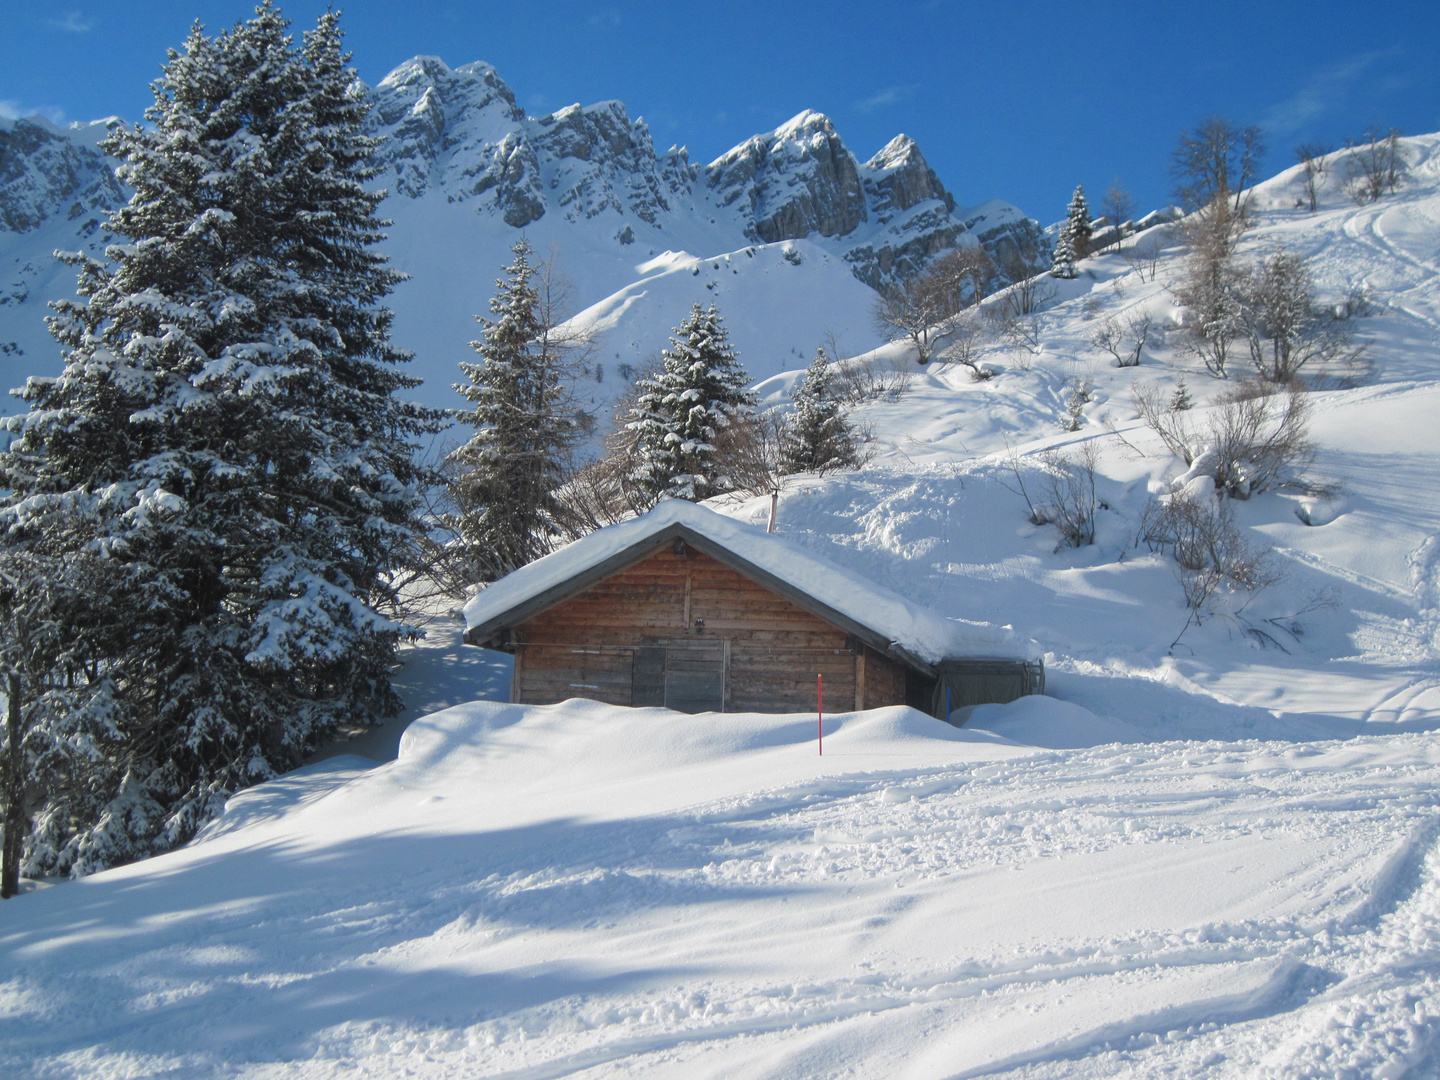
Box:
[633,647,665,707]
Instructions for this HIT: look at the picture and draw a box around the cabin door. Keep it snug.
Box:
[665,640,727,713]
[631,640,726,714]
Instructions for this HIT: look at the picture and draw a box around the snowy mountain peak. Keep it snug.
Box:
[706,109,867,243]
[862,133,955,218]
[0,115,127,233]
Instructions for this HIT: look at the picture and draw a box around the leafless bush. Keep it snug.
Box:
[1241,249,1362,382]
[938,311,994,379]
[1131,381,1195,464]
[1138,491,1281,647]
[1037,444,1099,548]
[554,453,639,540]
[1123,235,1164,282]
[999,272,1057,318]
[1132,379,1319,499]
[1206,380,1318,498]
[929,244,1001,307]
[1101,183,1136,252]
[1295,143,1330,213]
[1005,441,1099,549]
[833,352,911,403]
[1345,127,1404,204]
[873,253,981,364]
[1091,311,1153,367]
[714,408,790,498]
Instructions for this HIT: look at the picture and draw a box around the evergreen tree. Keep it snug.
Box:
[0,3,441,874]
[1065,184,1093,260]
[1050,224,1078,279]
[782,348,859,475]
[449,239,577,580]
[625,303,755,503]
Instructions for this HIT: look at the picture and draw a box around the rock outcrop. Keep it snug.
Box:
[0,57,1046,295]
[0,116,126,233]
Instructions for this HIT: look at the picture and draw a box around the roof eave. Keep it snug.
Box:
[464,520,936,676]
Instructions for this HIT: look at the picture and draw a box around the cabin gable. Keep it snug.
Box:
[509,544,911,713]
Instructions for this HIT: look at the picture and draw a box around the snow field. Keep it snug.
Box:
[5,699,1440,1077]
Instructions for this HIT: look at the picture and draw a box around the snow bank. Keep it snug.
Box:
[957,694,1148,749]
[463,498,1039,664]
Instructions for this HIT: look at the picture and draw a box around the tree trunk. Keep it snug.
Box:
[1,671,23,899]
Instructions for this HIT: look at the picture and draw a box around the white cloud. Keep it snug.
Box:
[0,100,67,125]
[49,10,93,33]
[1262,51,1393,138]
[855,84,918,115]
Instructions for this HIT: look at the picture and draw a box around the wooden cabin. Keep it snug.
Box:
[464,501,1042,718]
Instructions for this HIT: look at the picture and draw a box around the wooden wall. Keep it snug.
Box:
[511,544,911,713]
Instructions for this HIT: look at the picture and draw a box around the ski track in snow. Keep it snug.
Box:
[7,715,1440,1079]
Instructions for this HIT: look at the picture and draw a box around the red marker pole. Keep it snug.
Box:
[818,673,824,756]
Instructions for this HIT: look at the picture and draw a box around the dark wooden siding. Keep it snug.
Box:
[512,545,910,713]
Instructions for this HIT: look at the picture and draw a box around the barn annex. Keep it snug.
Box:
[463,500,1043,719]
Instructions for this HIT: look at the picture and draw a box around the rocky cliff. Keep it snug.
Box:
[359,57,1042,289]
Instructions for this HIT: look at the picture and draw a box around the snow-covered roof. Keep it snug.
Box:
[463,500,1038,668]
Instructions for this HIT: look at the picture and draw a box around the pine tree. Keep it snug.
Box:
[782,348,859,475]
[625,302,755,503]
[449,239,577,580]
[1065,184,1093,260]
[0,3,442,874]
[1169,376,1194,412]
[1051,224,1078,279]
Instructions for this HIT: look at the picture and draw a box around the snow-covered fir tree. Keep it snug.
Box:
[449,239,577,581]
[0,3,442,875]
[782,347,859,475]
[625,303,755,503]
[1050,224,1078,279]
[1065,185,1093,260]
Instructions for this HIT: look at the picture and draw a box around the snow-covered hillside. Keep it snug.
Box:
[7,107,1440,1080]
[0,57,1041,422]
[3,699,1439,1078]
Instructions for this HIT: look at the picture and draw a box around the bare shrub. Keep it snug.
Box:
[1138,491,1282,647]
[834,352,911,403]
[1101,183,1136,252]
[1005,441,1100,549]
[1123,235,1164,282]
[1132,379,1318,499]
[1091,311,1153,367]
[1036,444,1100,548]
[1345,127,1404,205]
[1295,143,1330,213]
[1241,249,1361,382]
[1207,380,1317,498]
[1000,272,1057,318]
[1131,381,1195,463]
[929,244,1001,307]
[714,408,791,498]
[873,256,975,364]
[938,311,994,379]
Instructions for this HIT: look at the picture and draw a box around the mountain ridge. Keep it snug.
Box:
[0,54,1042,417]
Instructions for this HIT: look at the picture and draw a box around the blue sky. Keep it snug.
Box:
[2,1,1437,224]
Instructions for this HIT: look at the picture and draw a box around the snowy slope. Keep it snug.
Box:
[3,699,1439,1078]
[0,56,1041,423]
[8,97,1440,1080]
[719,132,1440,741]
